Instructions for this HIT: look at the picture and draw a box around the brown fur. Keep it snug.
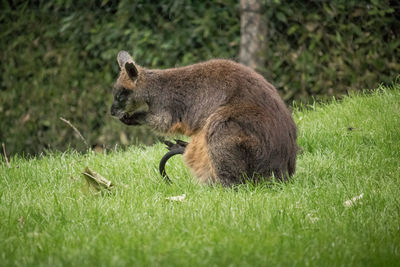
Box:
[168,122,196,136]
[111,51,298,186]
[183,130,216,184]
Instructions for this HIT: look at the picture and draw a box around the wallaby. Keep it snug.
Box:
[110,51,298,186]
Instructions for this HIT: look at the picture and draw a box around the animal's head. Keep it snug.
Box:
[110,51,147,119]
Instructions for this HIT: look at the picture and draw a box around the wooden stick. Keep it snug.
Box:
[59,117,88,147]
[82,167,113,191]
[2,143,11,168]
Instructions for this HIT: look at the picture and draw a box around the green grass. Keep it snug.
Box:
[1,84,400,266]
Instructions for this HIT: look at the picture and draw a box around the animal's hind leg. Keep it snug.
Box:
[183,131,217,184]
[207,139,253,186]
[206,122,258,186]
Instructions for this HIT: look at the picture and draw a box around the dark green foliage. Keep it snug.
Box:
[261,0,400,102]
[0,0,398,155]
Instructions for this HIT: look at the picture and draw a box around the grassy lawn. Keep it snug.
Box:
[1,84,399,266]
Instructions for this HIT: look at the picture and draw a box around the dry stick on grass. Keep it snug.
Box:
[2,143,11,168]
[82,167,114,191]
[59,117,88,147]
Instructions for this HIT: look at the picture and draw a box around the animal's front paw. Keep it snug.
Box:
[119,111,147,125]
[164,139,188,151]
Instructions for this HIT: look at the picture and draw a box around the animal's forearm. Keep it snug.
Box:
[119,111,147,125]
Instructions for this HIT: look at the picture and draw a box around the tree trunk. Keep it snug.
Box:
[239,0,267,70]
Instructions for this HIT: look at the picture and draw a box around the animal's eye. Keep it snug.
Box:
[117,92,124,101]
[116,88,131,101]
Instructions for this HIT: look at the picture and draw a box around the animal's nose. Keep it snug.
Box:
[110,106,117,116]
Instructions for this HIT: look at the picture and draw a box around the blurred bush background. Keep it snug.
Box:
[0,0,399,156]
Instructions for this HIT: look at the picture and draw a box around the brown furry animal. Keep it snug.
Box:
[111,51,298,186]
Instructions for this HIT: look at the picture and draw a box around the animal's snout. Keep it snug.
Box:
[110,105,118,117]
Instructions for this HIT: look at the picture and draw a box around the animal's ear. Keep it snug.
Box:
[117,50,138,81]
[125,62,138,81]
[117,50,134,69]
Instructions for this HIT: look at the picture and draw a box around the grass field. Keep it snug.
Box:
[1,84,400,266]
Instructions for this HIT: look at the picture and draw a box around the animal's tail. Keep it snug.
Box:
[159,140,188,184]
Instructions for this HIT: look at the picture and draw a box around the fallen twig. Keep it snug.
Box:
[166,194,186,202]
[59,117,88,147]
[2,143,10,168]
[82,167,113,192]
[343,193,364,207]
